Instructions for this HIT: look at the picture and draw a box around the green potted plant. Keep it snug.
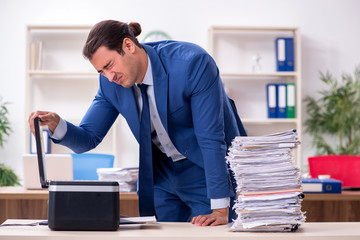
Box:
[304,65,360,188]
[0,97,19,186]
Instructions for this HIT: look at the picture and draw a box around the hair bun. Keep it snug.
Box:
[129,22,142,37]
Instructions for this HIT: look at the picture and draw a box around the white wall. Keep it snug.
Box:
[1,0,360,180]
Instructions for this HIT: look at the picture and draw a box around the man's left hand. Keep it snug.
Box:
[191,208,228,226]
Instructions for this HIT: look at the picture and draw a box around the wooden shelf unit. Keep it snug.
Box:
[208,26,302,167]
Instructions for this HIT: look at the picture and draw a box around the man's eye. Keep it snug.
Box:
[106,63,113,69]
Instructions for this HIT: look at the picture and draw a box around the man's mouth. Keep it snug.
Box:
[113,75,122,84]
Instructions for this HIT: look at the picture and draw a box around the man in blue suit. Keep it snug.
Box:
[29,20,246,226]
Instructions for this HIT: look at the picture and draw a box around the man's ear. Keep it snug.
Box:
[123,38,136,54]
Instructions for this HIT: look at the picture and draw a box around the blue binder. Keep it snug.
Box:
[302,178,342,193]
[285,38,294,71]
[275,37,294,71]
[277,83,287,118]
[267,83,277,118]
[275,38,286,71]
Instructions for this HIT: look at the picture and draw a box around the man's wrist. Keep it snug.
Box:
[50,118,67,140]
[210,197,230,210]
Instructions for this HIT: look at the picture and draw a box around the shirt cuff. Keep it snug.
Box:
[210,197,230,209]
[49,117,67,140]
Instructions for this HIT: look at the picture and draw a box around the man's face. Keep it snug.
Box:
[90,43,142,88]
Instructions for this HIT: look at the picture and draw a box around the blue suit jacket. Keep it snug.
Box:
[56,41,246,200]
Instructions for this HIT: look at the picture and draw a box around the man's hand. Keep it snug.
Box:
[191,208,228,226]
[28,111,60,136]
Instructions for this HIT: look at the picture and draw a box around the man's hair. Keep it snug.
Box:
[83,20,143,60]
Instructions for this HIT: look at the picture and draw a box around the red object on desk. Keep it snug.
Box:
[308,155,360,188]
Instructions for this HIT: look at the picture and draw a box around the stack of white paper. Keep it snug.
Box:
[227,129,305,232]
[97,168,138,192]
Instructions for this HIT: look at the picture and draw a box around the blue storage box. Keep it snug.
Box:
[302,178,342,193]
[72,153,114,180]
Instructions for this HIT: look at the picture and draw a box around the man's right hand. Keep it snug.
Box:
[28,111,60,136]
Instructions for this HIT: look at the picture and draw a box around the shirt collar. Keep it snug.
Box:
[138,56,153,87]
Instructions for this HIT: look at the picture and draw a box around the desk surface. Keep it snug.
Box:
[1,219,360,240]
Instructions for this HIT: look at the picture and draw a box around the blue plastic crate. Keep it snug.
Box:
[72,153,114,180]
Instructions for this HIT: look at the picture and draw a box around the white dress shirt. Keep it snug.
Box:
[134,57,185,162]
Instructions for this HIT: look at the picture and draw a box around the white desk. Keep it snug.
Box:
[1,219,360,240]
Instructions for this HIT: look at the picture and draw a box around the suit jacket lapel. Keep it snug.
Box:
[143,45,169,132]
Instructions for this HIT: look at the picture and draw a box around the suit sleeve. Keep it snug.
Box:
[53,85,119,153]
[187,54,235,199]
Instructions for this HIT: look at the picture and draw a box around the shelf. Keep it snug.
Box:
[24,25,119,161]
[28,70,98,77]
[210,26,299,33]
[28,25,92,31]
[242,118,298,124]
[208,25,302,168]
[221,72,298,78]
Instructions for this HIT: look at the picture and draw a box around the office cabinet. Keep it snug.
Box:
[208,26,302,167]
[24,26,139,167]
[2,187,360,223]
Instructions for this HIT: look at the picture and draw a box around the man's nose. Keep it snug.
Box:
[104,70,115,82]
